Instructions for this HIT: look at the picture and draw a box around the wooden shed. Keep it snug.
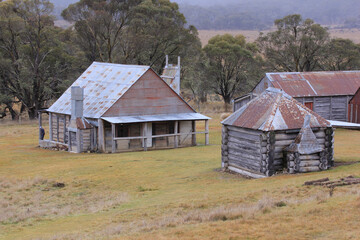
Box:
[234,71,360,122]
[222,88,334,178]
[39,62,210,153]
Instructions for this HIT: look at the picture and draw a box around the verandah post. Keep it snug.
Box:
[174,121,179,148]
[205,119,209,145]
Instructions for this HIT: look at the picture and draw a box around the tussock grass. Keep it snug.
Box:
[0,118,360,239]
[0,177,128,225]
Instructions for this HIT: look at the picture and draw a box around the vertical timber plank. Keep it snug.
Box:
[174,121,179,148]
[49,113,53,141]
[192,121,196,146]
[38,112,42,140]
[143,123,148,151]
[98,119,105,153]
[205,120,209,145]
[56,115,59,142]
[111,123,116,153]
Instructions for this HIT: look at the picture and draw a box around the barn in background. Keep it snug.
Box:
[222,88,334,178]
[39,62,210,153]
[233,71,360,122]
[349,87,360,123]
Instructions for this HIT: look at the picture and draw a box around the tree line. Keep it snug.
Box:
[0,0,360,120]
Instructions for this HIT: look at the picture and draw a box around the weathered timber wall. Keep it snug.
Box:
[102,69,195,117]
[81,129,91,152]
[51,114,70,144]
[295,96,349,121]
[222,126,263,174]
[272,127,334,173]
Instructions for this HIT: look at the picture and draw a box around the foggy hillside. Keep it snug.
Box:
[51,0,360,30]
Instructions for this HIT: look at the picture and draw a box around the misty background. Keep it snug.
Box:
[52,0,360,30]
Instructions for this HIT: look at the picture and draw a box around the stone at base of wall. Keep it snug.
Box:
[39,140,68,151]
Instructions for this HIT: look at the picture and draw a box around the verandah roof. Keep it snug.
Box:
[101,113,210,124]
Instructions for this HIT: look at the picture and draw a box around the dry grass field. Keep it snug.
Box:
[199,28,360,46]
[1,117,360,239]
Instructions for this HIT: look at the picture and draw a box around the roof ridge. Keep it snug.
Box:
[92,61,150,68]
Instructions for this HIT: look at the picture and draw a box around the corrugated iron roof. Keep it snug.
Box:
[222,88,331,131]
[266,71,360,97]
[102,113,210,124]
[48,62,150,118]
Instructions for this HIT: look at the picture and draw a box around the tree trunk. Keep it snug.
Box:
[6,104,19,120]
[28,107,37,120]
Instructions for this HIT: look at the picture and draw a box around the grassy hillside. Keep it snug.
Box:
[1,118,360,239]
[198,29,360,46]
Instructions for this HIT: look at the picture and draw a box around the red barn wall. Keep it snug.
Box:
[349,88,360,123]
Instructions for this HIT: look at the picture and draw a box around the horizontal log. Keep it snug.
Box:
[304,178,329,185]
[299,155,320,160]
[228,131,260,143]
[228,158,261,172]
[228,149,261,162]
[298,166,320,173]
[228,153,261,166]
[227,142,261,155]
[288,160,320,167]
[227,165,266,179]
[228,136,260,147]
[227,126,262,137]
[275,131,325,141]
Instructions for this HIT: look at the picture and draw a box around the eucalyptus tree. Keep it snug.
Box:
[0,0,81,119]
[203,34,260,107]
[257,14,330,72]
[319,38,360,71]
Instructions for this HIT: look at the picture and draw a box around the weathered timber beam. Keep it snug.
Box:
[228,131,260,142]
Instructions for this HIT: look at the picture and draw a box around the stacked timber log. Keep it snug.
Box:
[304,176,360,188]
[221,126,229,168]
[285,115,330,174]
[221,88,334,178]
[225,126,262,174]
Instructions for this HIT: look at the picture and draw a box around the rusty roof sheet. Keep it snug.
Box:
[222,88,331,131]
[48,62,150,118]
[266,71,360,97]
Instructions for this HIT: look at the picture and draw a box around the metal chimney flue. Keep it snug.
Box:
[71,86,84,120]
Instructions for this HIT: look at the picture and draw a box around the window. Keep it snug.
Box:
[117,124,129,137]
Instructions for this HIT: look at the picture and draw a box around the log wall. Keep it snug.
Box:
[222,125,263,175]
[222,125,334,177]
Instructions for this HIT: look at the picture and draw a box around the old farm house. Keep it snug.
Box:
[39,62,210,153]
[233,71,360,122]
[222,88,334,178]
